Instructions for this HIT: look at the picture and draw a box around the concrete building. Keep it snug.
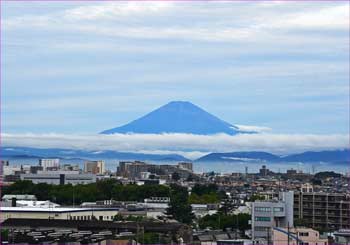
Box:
[272,227,328,245]
[2,194,37,202]
[294,188,350,231]
[117,161,192,179]
[0,206,119,222]
[333,229,350,244]
[178,162,193,171]
[20,173,96,185]
[84,160,105,174]
[39,159,60,171]
[251,191,294,243]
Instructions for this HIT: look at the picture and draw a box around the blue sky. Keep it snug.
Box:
[1,1,349,157]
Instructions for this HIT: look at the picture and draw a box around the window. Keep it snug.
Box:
[299,232,309,237]
[99,216,103,221]
[255,207,271,212]
[255,227,269,231]
[255,217,271,222]
[273,207,284,212]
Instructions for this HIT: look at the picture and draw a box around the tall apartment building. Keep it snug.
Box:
[178,162,193,171]
[117,161,192,179]
[84,160,105,175]
[294,187,350,231]
[251,191,294,243]
[39,159,60,171]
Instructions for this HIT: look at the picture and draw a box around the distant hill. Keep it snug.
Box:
[196,151,280,162]
[281,149,350,163]
[196,149,350,163]
[100,101,255,135]
[0,146,190,162]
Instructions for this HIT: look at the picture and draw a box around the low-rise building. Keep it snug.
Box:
[333,229,350,244]
[2,194,37,202]
[272,227,328,245]
[20,173,96,185]
[0,206,119,222]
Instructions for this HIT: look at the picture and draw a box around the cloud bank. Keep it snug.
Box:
[2,133,349,160]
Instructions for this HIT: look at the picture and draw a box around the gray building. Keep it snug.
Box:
[251,191,294,243]
[20,173,96,185]
[117,161,192,179]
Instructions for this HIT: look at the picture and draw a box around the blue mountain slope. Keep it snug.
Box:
[196,149,350,163]
[281,149,350,163]
[196,151,280,162]
[0,146,190,162]
[101,101,240,135]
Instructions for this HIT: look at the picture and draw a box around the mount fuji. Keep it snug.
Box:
[100,101,257,135]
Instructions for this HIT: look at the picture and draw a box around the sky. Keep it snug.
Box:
[1,1,349,157]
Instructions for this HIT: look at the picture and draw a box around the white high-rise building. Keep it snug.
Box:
[39,159,60,171]
[251,191,294,244]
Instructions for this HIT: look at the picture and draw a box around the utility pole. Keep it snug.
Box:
[287,222,290,245]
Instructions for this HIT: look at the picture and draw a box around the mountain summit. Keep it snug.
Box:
[101,101,244,135]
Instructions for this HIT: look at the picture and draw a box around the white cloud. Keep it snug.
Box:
[3,2,348,42]
[2,133,349,160]
[63,2,174,20]
[235,124,272,133]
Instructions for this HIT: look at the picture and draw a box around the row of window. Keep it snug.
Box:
[254,207,284,212]
[69,215,114,221]
[255,217,271,222]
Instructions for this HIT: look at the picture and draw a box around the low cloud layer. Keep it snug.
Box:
[2,133,349,160]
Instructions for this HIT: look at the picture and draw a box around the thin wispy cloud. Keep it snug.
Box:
[2,1,349,135]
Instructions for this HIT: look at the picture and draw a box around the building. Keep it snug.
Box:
[251,191,294,243]
[272,227,328,245]
[0,206,119,222]
[333,229,350,244]
[84,160,105,174]
[29,165,43,174]
[117,161,192,179]
[20,173,96,185]
[2,194,37,202]
[294,189,350,231]
[2,165,22,176]
[39,159,60,171]
[144,197,170,203]
[259,165,271,177]
[178,162,193,171]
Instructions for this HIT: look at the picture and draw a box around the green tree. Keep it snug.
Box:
[198,213,250,231]
[167,184,193,224]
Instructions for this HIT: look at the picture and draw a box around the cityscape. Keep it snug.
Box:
[0,158,349,244]
[1,1,349,245]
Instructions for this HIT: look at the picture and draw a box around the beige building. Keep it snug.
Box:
[272,227,328,245]
[84,160,105,174]
[0,206,118,223]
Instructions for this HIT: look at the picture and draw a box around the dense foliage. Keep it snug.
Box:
[166,184,194,224]
[314,171,341,179]
[189,184,225,204]
[1,179,170,205]
[198,212,250,231]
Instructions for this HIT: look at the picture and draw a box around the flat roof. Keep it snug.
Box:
[0,207,119,213]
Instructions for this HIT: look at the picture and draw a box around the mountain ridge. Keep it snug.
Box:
[1,147,349,164]
[196,149,350,163]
